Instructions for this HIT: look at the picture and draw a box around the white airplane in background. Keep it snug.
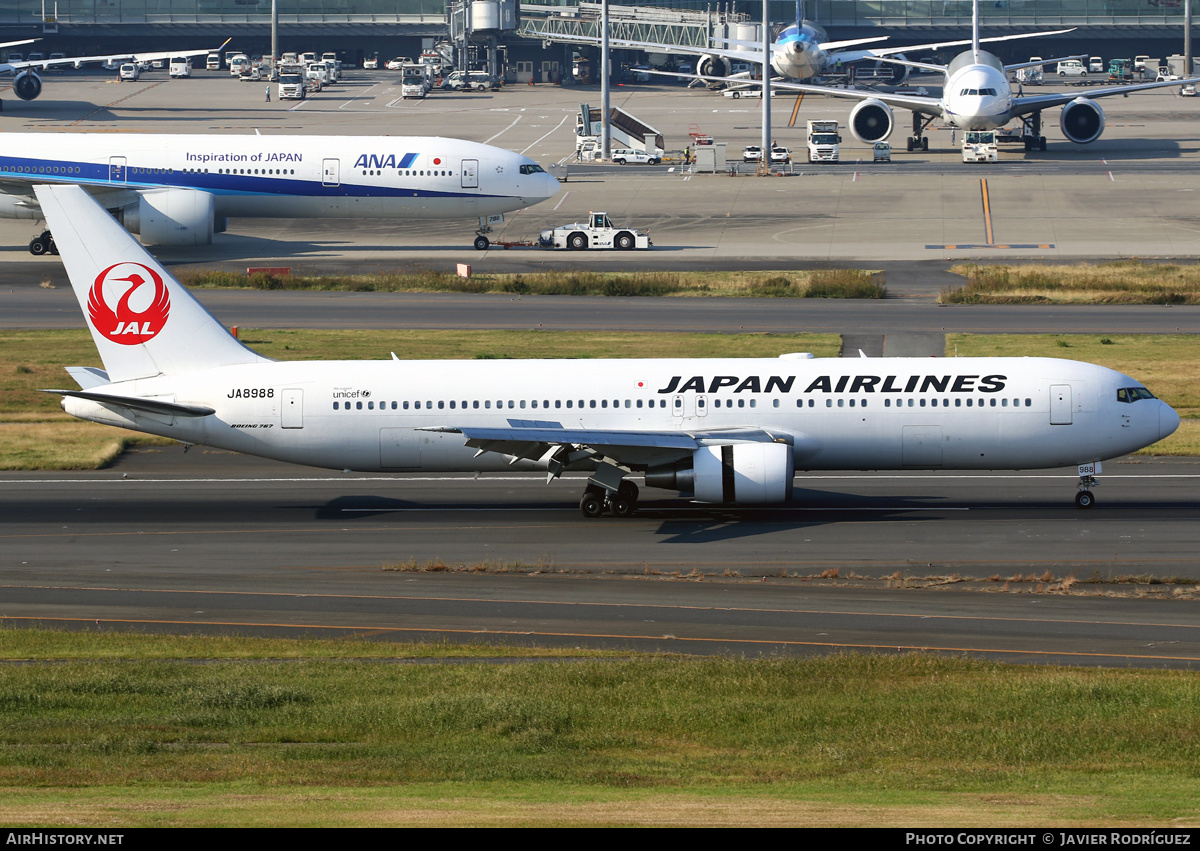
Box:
[528,8,1071,85]
[0,39,231,106]
[0,133,559,253]
[688,0,1200,153]
[36,183,1178,516]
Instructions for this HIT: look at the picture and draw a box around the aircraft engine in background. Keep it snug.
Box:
[696,54,731,78]
[1060,98,1105,144]
[117,188,216,247]
[645,443,795,504]
[848,98,895,143]
[13,70,42,100]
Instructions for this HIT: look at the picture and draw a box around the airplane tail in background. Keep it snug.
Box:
[34,184,269,384]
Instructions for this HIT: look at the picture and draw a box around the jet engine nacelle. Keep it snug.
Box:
[1060,98,1105,144]
[645,442,794,504]
[848,98,894,143]
[13,70,42,101]
[696,54,730,79]
[119,189,216,246]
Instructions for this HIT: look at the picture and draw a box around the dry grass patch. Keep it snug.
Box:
[943,261,1200,304]
[0,420,172,470]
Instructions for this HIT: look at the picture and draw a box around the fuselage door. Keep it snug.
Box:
[282,388,304,428]
[1050,384,1073,425]
[108,157,127,184]
[322,158,340,187]
[461,159,478,189]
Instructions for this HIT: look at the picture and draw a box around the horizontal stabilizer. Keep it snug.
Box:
[65,366,109,389]
[42,388,215,417]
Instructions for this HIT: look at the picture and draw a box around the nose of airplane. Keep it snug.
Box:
[535,171,560,204]
[1159,401,1181,441]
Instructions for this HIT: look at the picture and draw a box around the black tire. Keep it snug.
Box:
[473,235,489,251]
[648,159,659,165]
[615,232,635,250]
[921,137,929,151]
[29,238,46,256]
[610,498,634,518]
[567,232,587,251]
[906,138,914,152]
[1039,136,1047,152]
[1075,491,1095,509]
[48,240,58,255]
[579,494,604,518]
[731,91,740,99]
[614,158,626,165]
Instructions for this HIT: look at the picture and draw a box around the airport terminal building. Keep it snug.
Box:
[0,1,1191,68]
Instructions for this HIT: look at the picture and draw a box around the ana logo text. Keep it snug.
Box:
[87,262,171,346]
[352,153,418,170]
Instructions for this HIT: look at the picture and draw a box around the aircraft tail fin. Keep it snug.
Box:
[34,184,269,384]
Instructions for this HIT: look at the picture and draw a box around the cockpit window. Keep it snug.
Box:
[1117,387,1156,403]
[519,164,545,175]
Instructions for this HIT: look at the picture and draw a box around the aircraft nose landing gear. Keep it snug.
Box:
[1075,461,1100,509]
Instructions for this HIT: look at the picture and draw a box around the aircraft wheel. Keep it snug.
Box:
[610,497,634,518]
[921,136,929,151]
[568,232,588,250]
[906,138,914,152]
[29,237,47,256]
[48,239,58,255]
[1075,491,1095,509]
[1038,136,1047,151]
[579,493,605,518]
[473,235,489,251]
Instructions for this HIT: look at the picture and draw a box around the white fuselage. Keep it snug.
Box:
[0,134,560,222]
[63,356,1178,477]
[941,51,1015,130]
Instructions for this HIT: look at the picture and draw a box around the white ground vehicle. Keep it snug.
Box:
[770,146,791,164]
[169,57,191,78]
[386,56,411,70]
[538,212,651,251]
[611,148,659,165]
[277,70,306,100]
[118,63,139,81]
[1181,84,1197,97]
[401,63,428,98]
[872,141,891,162]
[1088,56,1103,73]
[742,145,762,162]
[363,55,378,69]
[228,54,249,77]
[444,70,493,91]
[962,130,999,163]
[239,64,262,82]
[1016,59,1044,85]
[1057,60,1086,77]
[807,120,841,162]
[206,54,220,70]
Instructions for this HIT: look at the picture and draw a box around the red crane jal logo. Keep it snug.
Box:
[87,262,171,346]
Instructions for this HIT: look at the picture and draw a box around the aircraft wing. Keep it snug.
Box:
[650,68,944,115]
[436,421,798,470]
[1010,76,1200,117]
[841,27,1078,62]
[5,38,231,72]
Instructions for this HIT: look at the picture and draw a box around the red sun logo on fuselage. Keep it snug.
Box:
[88,262,171,346]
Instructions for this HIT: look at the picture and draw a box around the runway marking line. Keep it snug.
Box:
[6,583,1198,632]
[3,615,1197,664]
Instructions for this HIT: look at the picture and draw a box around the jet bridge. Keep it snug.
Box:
[520,2,757,53]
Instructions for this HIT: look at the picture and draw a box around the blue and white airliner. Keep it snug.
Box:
[0,133,560,253]
[35,183,1179,516]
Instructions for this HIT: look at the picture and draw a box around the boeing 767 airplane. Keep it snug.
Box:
[0,133,559,253]
[35,183,1177,516]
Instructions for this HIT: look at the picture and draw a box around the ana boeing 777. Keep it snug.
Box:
[36,183,1178,515]
[1,133,559,253]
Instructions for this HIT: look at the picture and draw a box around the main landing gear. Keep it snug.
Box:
[29,230,57,256]
[1020,111,1048,151]
[905,113,934,152]
[579,480,640,518]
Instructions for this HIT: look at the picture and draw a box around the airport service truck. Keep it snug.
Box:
[962,130,999,163]
[538,212,651,250]
[806,120,841,163]
[277,64,307,99]
[401,63,428,98]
